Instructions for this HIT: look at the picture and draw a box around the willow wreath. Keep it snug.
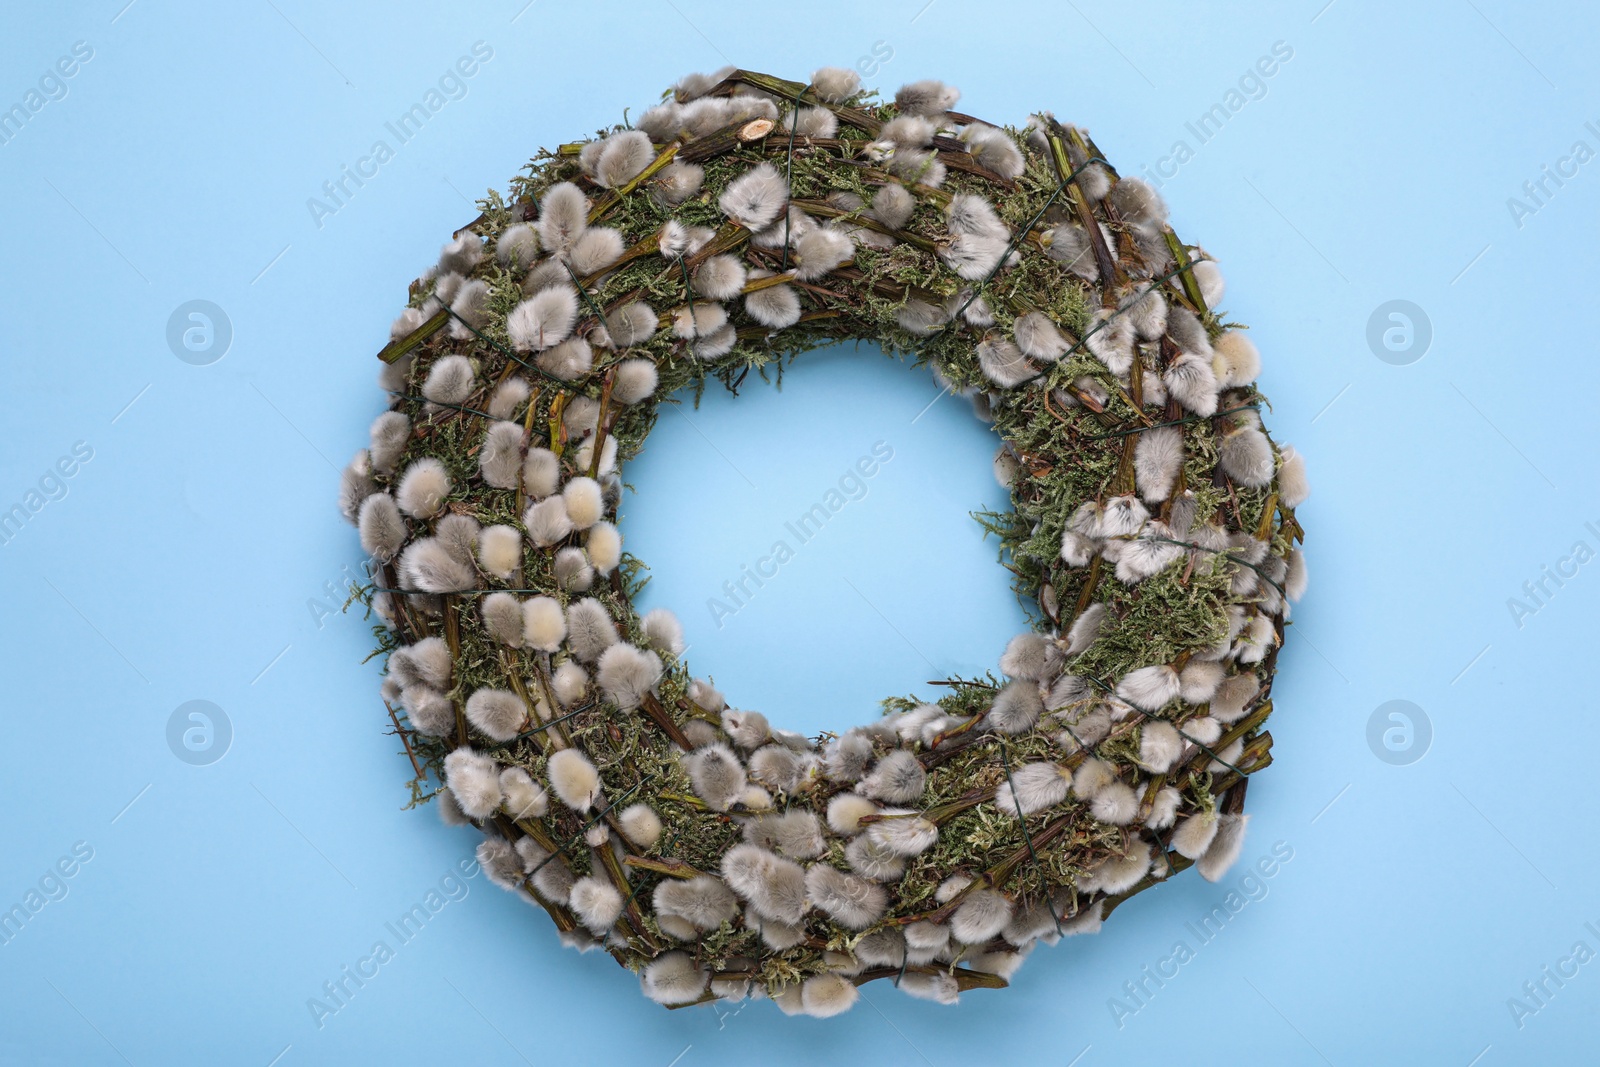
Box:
[339,65,1310,1017]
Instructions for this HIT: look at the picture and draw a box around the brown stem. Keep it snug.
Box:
[920,788,994,826]
[734,309,843,341]
[512,816,563,856]
[379,562,423,642]
[676,119,775,163]
[499,650,545,755]
[1221,776,1250,816]
[623,855,706,879]
[753,131,1016,187]
[514,387,542,528]
[547,392,569,458]
[1162,229,1208,319]
[1136,775,1167,824]
[586,142,682,223]
[1113,434,1138,496]
[442,597,468,744]
[1072,557,1104,619]
[1045,126,1120,295]
[1255,492,1279,542]
[720,70,884,135]
[385,701,425,779]
[1206,700,1274,764]
[800,259,942,306]
[1127,348,1144,410]
[858,964,1007,990]
[483,814,579,932]
[639,691,694,750]
[789,198,939,251]
[1109,379,1155,427]
[682,222,751,271]
[740,269,799,293]
[594,839,657,949]
[664,964,1007,1009]
[588,368,615,479]
[579,232,662,289]
[927,715,986,753]
[523,880,579,933]
[885,816,1075,928]
[528,656,573,751]
[376,307,448,363]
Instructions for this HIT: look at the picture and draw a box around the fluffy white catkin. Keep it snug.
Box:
[810,66,861,102]
[800,973,859,1018]
[421,355,475,407]
[595,643,663,709]
[565,597,619,661]
[499,767,546,819]
[585,521,622,575]
[523,495,573,548]
[640,607,685,656]
[1197,814,1249,881]
[358,493,406,562]
[443,748,501,819]
[547,748,601,811]
[395,458,450,518]
[551,661,588,706]
[437,231,483,275]
[535,182,587,254]
[480,592,524,647]
[610,359,658,404]
[479,421,525,489]
[522,596,566,652]
[476,524,522,580]
[507,286,579,351]
[398,537,475,593]
[368,411,411,473]
[640,951,709,1005]
[688,743,747,811]
[569,876,624,933]
[465,689,525,742]
[718,163,788,230]
[562,477,604,529]
[619,803,664,849]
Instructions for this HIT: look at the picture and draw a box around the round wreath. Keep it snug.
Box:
[340,65,1310,1017]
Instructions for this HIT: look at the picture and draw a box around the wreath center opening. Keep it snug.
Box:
[622,341,1031,736]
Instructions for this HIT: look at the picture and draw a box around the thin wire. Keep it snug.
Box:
[396,395,497,420]
[1057,717,1090,754]
[998,739,1064,935]
[677,253,698,340]
[511,700,599,740]
[618,829,681,913]
[1058,258,1201,361]
[1006,257,1214,434]
[561,260,617,335]
[779,84,808,272]
[371,587,562,596]
[937,154,1110,333]
[525,775,654,881]
[1085,403,1261,441]
[439,300,574,388]
[1146,824,1175,880]
[1129,536,1288,598]
[1176,729,1251,779]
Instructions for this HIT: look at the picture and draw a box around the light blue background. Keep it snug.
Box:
[2,1,1596,1063]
